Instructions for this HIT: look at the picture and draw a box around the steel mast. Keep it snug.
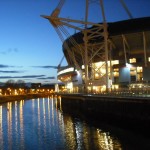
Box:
[41,0,105,93]
[41,0,133,93]
[83,0,89,93]
[99,0,109,92]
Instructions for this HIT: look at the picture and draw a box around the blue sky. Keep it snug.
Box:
[0,0,150,84]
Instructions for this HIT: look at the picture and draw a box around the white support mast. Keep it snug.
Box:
[41,0,133,93]
[143,32,147,67]
[99,0,109,92]
[84,0,89,93]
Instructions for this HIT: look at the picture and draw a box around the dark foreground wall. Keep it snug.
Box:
[59,94,150,133]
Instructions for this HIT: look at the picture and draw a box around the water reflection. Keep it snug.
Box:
[62,114,122,150]
[0,97,149,149]
[7,102,12,149]
[54,97,121,150]
[19,100,24,149]
[0,106,2,127]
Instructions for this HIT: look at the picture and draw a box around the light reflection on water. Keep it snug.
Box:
[0,97,149,150]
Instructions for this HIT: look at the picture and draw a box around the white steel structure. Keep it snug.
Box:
[41,0,150,93]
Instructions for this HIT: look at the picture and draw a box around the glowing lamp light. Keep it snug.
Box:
[126,63,132,68]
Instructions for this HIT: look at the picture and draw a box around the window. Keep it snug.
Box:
[137,67,143,73]
[129,58,136,63]
[130,67,136,76]
[94,73,100,80]
[114,68,119,72]
[113,68,119,77]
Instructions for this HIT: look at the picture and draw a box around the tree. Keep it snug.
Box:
[5,79,15,88]
[16,80,26,88]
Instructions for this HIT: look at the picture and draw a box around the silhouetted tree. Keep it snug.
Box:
[16,80,25,88]
[5,79,15,88]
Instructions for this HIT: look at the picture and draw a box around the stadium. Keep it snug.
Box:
[42,0,150,93]
[57,17,150,93]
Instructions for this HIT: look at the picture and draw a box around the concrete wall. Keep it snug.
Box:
[59,94,150,132]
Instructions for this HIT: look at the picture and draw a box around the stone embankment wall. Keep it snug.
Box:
[59,94,150,132]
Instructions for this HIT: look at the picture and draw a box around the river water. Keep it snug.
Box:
[0,96,150,150]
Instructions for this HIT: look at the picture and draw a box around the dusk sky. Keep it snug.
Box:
[0,0,150,84]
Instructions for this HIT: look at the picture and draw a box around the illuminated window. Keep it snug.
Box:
[113,68,119,77]
[100,68,106,74]
[114,68,119,72]
[130,67,136,76]
[114,72,119,77]
[112,84,119,90]
[94,62,104,68]
[95,73,99,79]
[137,67,143,73]
[112,60,119,65]
[82,65,85,69]
[129,58,136,63]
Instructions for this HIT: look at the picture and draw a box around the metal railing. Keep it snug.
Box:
[58,88,150,98]
[97,88,150,98]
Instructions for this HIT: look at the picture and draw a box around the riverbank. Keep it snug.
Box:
[59,94,150,135]
[0,93,52,104]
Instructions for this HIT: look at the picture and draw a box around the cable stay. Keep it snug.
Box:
[119,0,133,19]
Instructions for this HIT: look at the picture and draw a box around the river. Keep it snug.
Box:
[0,96,150,150]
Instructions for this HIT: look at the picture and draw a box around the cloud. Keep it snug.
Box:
[21,75,45,78]
[0,64,23,68]
[0,75,45,79]
[0,64,14,68]
[0,70,24,73]
[0,48,19,55]
[37,76,55,80]
[32,66,58,69]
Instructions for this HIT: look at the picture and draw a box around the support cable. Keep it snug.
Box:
[119,0,133,19]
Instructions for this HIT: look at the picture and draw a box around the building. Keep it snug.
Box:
[57,17,150,93]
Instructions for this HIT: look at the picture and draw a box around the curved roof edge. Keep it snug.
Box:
[63,17,150,47]
[108,17,150,36]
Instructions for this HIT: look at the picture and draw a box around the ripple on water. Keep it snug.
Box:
[0,98,150,150]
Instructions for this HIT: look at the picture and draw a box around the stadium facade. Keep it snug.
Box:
[57,17,150,93]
